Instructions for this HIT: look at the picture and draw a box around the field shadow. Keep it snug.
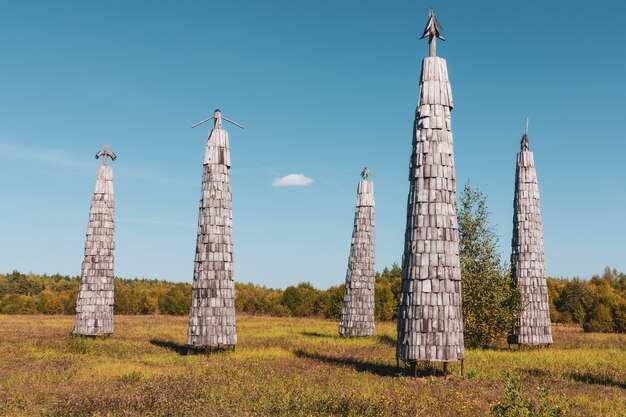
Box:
[519,368,550,378]
[568,372,626,390]
[294,349,401,377]
[149,339,188,355]
[300,331,337,339]
[518,368,626,390]
[376,334,396,347]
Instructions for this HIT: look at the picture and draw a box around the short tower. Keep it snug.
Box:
[73,144,117,336]
[508,122,553,346]
[339,168,375,336]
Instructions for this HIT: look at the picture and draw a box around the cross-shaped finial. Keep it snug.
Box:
[95,144,117,166]
[420,8,445,57]
[361,167,369,180]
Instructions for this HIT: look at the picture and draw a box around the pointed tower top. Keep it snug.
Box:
[521,118,530,151]
[420,8,445,57]
[95,144,116,166]
[361,167,369,180]
[191,108,244,130]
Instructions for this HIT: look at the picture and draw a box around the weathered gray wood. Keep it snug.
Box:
[508,130,553,346]
[396,10,464,364]
[73,148,116,336]
[187,117,237,349]
[339,169,375,337]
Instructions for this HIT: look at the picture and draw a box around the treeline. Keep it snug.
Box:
[0,268,398,320]
[548,267,626,333]
[1,266,624,333]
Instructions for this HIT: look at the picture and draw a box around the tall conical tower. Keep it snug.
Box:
[508,123,553,346]
[73,145,116,336]
[339,167,375,337]
[187,109,242,350]
[396,9,464,370]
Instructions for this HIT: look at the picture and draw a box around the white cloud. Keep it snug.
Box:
[272,173,314,187]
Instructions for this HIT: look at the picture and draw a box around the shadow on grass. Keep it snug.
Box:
[519,368,626,390]
[518,368,550,378]
[376,334,396,347]
[294,349,403,377]
[149,339,188,355]
[568,372,626,390]
[150,339,235,356]
[301,331,337,339]
[404,362,450,377]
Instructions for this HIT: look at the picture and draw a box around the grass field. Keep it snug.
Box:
[0,315,624,416]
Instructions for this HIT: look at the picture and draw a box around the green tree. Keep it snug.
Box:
[583,304,614,333]
[159,284,191,315]
[546,278,565,323]
[317,285,344,319]
[613,301,626,333]
[281,282,318,316]
[376,263,402,282]
[555,280,589,324]
[374,278,396,321]
[458,182,521,348]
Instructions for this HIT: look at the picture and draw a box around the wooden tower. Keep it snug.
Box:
[73,145,116,336]
[339,167,375,336]
[187,109,242,350]
[396,9,464,370]
[508,123,553,346]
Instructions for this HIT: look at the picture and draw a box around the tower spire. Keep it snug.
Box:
[95,144,116,166]
[525,117,529,136]
[521,118,530,151]
[420,8,445,57]
[191,109,245,130]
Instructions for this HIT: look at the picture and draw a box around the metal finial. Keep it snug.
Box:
[95,144,116,166]
[361,167,369,180]
[525,118,529,137]
[420,8,445,57]
[521,118,530,151]
[192,108,245,130]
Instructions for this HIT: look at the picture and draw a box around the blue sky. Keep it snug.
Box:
[1,0,624,288]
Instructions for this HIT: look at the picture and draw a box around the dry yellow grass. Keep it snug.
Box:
[0,315,624,416]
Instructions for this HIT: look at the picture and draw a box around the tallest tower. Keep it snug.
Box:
[396,9,464,368]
